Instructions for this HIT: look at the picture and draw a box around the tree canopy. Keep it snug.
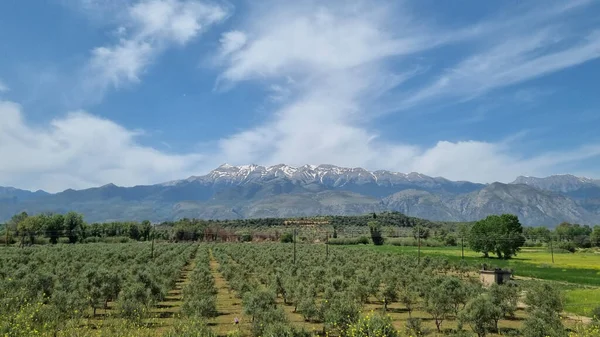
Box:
[468,214,525,259]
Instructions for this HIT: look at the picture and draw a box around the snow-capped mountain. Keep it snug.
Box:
[165,163,484,195]
[2,164,599,226]
[512,174,600,193]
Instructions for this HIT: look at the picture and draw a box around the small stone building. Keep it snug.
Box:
[479,267,512,287]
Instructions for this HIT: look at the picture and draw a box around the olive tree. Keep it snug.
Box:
[459,294,502,337]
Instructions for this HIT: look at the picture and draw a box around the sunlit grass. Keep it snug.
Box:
[564,289,600,317]
[352,245,600,286]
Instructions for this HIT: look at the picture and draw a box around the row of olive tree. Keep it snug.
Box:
[211,242,580,337]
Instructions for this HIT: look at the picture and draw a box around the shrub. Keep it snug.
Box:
[182,296,217,318]
[83,236,101,243]
[592,305,600,323]
[459,294,502,337]
[406,317,425,336]
[163,318,216,337]
[445,234,458,246]
[347,312,399,337]
[261,322,312,337]
[557,241,577,253]
[328,237,370,245]
[524,283,563,313]
[522,308,566,337]
[281,233,294,243]
[357,236,369,245]
[387,238,444,247]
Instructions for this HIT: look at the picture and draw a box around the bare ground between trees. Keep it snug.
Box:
[208,248,251,336]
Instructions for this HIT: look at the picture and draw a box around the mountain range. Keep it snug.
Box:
[1,164,600,226]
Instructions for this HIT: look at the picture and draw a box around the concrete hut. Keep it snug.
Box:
[479,265,512,287]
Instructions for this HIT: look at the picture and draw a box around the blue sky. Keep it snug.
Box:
[1,0,600,192]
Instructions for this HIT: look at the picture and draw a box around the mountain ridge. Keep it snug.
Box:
[1,164,599,226]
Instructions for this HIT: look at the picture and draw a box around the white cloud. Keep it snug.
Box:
[216,1,432,86]
[2,98,600,192]
[82,0,229,101]
[4,0,600,192]
[403,29,600,107]
[89,40,153,87]
[0,79,8,93]
[0,97,600,192]
[219,30,247,56]
[0,100,205,192]
[209,0,600,183]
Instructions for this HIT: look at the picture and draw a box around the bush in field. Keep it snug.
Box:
[356,236,370,245]
[328,237,369,245]
[261,322,312,337]
[182,296,217,318]
[368,220,384,245]
[558,241,577,253]
[163,319,216,337]
[405,317,426,337]
[281,233,294,243]
[489,282,519,318]
[524,283,563,313]
[459,294,503,337]
[522,308,567,337]
[322,293,361,334]
[522,283,566,337]
[399,286,420,318]
[243,287,292,336]
[251,307,289,337]
[346,312,399,337]
[568,324,600,337]
[593,305,600,323]
[440,276,470,315]
[387,238,444,247]
[379,273,398,312]
[424,280,455,332]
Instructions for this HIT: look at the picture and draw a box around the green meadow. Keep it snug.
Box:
[347,245,600,317]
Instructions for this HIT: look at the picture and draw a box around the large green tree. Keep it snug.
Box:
[44,213,64,244]
[17,215,43,245]
[590,225,600,247]
[469,214,525,259]
[63,211,85,243]
[368,220,384,246]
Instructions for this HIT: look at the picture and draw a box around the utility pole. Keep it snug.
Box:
[293,228,297,264]
[550,236,554,264]
[461,232,465,260]
[151,223,155,260]
[417,227,421,266]
[326,232,329,259]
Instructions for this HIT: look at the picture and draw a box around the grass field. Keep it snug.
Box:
[353,245,600,286]
[347,245,600,318]
[564,289,600,317]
